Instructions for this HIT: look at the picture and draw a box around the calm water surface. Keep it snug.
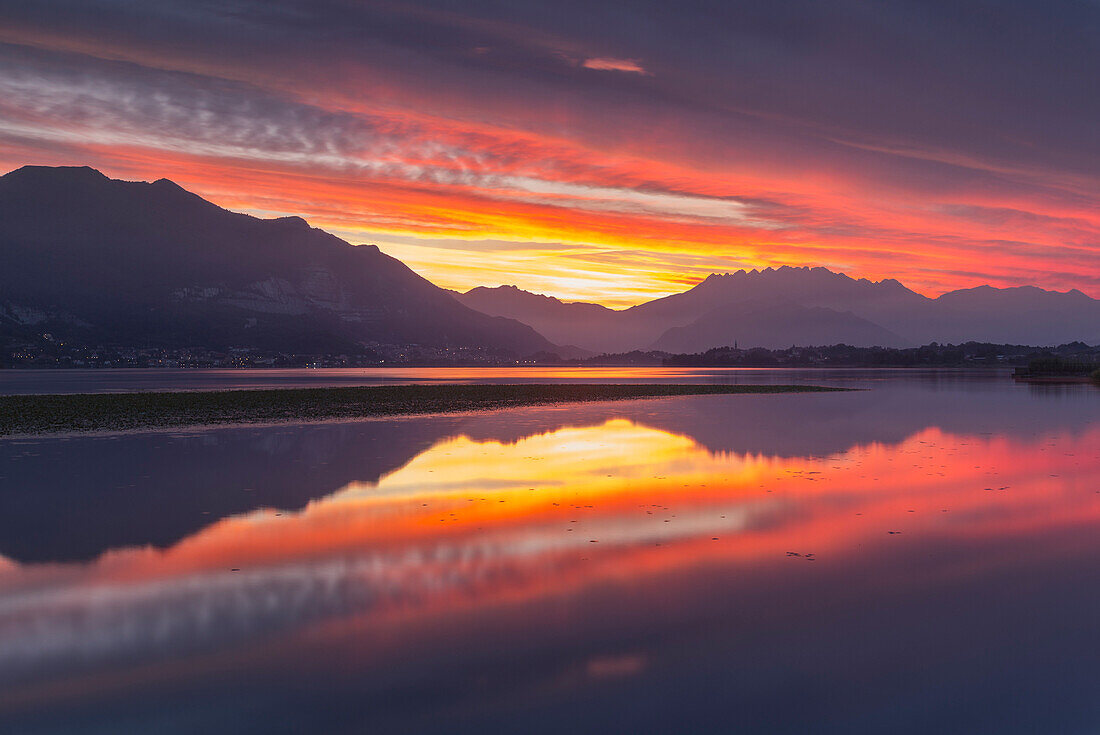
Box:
[0,365,1004,394]
[1,371,1098,733]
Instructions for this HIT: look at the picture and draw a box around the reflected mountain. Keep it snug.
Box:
[1,377,1097,564]
[0,421,447,563]
[1,379,1099,735]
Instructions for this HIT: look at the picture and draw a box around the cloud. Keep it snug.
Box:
[0,0,1097,303]
[581,57,649,74]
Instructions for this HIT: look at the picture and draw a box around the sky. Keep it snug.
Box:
[0,0,1098,307]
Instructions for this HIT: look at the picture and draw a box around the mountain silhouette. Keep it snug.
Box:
[4,166,1096,356]
[457,285,624,351]
[0,166,560,355]
[456,266,1100,352]
[652,300,909,352]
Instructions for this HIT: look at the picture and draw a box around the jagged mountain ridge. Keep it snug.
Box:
[0,166,562,355]
[456,266,1100,352]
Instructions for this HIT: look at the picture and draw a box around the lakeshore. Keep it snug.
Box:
[0,383,843,436]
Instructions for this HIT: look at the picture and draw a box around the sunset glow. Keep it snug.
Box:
[4,412,1099,708]
[1,2,1097,305]
[3,4,1100,730]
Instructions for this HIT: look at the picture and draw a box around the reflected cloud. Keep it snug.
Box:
[2,393,1100,690]
[1,380,1100,731]
[2,381,1098,563]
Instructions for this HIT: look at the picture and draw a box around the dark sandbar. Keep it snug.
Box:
[0,383,844,436]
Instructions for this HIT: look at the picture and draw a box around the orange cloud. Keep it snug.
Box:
[581,57,649,74]
[0,8,1097,304]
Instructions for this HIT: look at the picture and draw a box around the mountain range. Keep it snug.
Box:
[458,268,1100,352]
[0,166,564,356]
[1,166,1097,357]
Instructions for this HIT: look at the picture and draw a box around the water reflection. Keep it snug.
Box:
[0,365,1035,394]
[1,378,1099,734]
[2,382,1095,563]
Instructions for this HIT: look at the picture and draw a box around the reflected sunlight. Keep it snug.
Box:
[2,412,1099,713]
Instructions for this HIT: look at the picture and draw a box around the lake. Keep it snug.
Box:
[1,370,1098,734]
[0,366,1011,394]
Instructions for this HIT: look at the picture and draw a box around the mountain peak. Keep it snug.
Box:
[274,215,311,229]
[465,284,566,306]
[937,282,1097,303]
[696,266,885,290]
[0,166,564,356]
[2,165,109,184]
